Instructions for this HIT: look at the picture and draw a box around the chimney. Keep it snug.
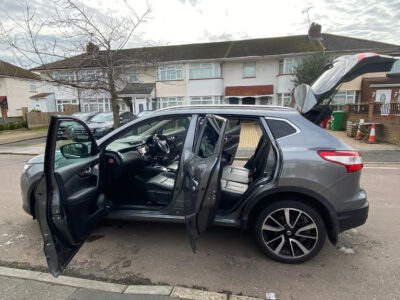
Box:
[86,42,99,55]
[308,22,322,40]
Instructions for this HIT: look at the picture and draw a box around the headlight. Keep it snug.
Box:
[22,164,32,174]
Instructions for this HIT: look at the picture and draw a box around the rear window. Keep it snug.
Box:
[266,118,297,139]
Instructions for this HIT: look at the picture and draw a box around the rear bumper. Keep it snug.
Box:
[337,200,369,232]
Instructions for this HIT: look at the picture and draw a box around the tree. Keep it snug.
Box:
[293,52,332,87]
[0,0,152,128]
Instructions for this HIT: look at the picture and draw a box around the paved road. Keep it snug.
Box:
[0,154,399,299]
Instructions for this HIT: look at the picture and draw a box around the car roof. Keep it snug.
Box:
[150,105,299,118]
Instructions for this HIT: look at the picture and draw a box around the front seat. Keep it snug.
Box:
[146,172,175,205]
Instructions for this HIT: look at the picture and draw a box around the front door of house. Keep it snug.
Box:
[376,89,391,115]
[134,98,146,114]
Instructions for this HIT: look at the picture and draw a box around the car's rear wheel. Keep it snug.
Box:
[255,201,326,263]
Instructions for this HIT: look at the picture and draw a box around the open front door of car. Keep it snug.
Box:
[35,116,106,276]
[178,114,227,252]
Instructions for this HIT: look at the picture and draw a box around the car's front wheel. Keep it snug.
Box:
[255,201,326,263]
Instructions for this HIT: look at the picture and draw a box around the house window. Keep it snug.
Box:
[54,71,74,82]
[77,70,103,82]
[56,99,78,112]
[29,81,36,92]
[189,63,220,79]
[277,93,292,106]
[278,57,303,75]
[128,71,139,83]
[157,97,184,108]
[331,91,358,105]
[243,62,256,77]
[81,98,111,112]
[157,65,183,81]
[190,96,221,105]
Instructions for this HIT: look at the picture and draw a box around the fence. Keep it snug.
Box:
[347,104,369,114]
[0,116,23,124]
[25,104,79,129]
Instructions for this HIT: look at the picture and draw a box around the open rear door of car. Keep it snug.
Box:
[294,53,398,124]
[178,114,227,252]
[35,116,107,276]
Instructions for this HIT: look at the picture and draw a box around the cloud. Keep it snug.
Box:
[177,0,200,6]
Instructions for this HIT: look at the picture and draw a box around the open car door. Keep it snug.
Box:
[294,53,398,124]
[35,116,106,276]
[179,114,227,252]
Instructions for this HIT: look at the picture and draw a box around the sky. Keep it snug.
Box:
[0,0,399,66]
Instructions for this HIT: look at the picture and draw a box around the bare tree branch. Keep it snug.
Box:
[0,0,152,128]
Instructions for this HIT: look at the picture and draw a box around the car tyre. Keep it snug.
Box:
[255,200,326,263]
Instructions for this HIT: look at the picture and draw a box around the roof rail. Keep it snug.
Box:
[156,104,296,112]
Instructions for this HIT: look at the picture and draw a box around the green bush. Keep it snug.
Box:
[0,123,6,131]
[30,108,41,112]
[21,121,28,128]
[8,122,16,130]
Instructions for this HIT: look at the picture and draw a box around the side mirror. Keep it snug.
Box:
[60,143,90,159]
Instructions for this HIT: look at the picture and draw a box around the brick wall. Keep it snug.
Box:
[343,104,400,145]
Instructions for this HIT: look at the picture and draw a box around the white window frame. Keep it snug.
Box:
[157,65,183,81]
[81,98,111,113]
[128,70,139,83]
[278,57,303,75]
[56,99,78,112]
[243,62,256,78]
[189,63,221,79]
[331,91,358,105]
[157,97,184,108]
[29,81,36,92]
[189,96,221,105]
[277,93,292,106]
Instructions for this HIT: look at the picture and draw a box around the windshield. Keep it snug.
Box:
[312,55,358,95]
[72,112,92,121]
[90,113,113,123]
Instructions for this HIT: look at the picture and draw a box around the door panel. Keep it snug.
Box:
[178,114,227,252]
[36,116,105,276]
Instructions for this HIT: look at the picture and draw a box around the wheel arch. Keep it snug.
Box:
[242,188,339,244]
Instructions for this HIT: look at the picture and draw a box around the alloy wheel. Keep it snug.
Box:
[261,208,318,259]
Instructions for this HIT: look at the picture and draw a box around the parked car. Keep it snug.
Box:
[86,111,136,139]
[20,53,397,276]
[57,112,96,138]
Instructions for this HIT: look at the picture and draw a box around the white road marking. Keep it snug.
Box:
[364,166,399,170]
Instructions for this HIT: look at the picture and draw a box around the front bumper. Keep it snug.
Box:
[20,172,31,215]
[337,200,369,232]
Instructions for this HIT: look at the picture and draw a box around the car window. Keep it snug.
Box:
[90,113,113,122]
[106,117,189,151]
[54,120,93,170]
[160,119,188,135]
[266,118,297,139]
[196,118,220,158]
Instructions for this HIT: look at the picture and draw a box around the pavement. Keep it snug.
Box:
[0,129,47,146]
[0,154,400,299]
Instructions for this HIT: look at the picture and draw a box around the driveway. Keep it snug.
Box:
[0,154,399,299]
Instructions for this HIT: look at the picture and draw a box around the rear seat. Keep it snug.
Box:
[222,165,250,184]
[220,165,250,200]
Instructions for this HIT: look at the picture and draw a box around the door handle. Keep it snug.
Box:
[191,177,198,191]
[79,166,92,177]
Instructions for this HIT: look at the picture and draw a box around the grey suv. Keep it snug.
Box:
[20,53,397,276]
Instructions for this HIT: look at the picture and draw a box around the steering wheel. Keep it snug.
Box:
[154,134,170,154]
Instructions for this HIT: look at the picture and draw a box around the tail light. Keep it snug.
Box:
[318,151,363,173]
